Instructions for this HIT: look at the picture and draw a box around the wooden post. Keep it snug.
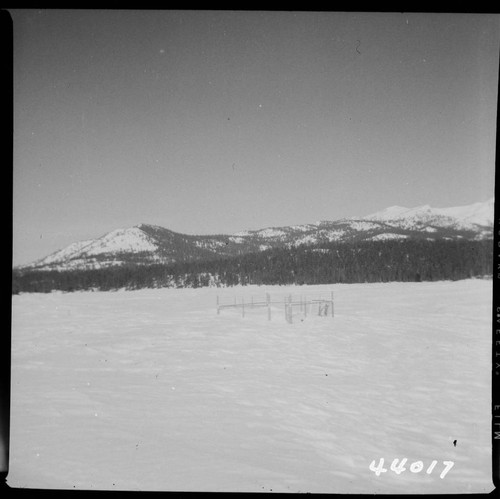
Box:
[286,295,293,323]
[217,295,220,314]
[331,291,334,317]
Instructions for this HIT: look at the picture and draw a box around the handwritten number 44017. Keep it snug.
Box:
[369,459,454,479]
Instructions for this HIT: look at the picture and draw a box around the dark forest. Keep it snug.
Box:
[12,239,493,293]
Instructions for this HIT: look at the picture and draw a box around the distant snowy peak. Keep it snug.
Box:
[364,205,429,221]
[84,227,159,256]
[32,238,96,267]
[363,198,494,228]
[435,198,494,227]
[30,226,159,269]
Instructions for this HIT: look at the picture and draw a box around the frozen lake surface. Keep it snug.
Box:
[9,280,493,493]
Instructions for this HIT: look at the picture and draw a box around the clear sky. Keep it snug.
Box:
[11,9,500,266]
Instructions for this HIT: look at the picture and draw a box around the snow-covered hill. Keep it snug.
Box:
[31,227,161,270]
[363,198,494,230]
[18,199,494,272]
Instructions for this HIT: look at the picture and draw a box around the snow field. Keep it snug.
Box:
[9,280,493,493]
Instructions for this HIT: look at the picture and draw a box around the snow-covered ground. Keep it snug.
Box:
[9,280,493,493]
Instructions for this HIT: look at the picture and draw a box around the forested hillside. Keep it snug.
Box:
[12,239,493,293]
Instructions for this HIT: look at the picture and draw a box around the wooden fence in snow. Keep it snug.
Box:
[216,291,334,323]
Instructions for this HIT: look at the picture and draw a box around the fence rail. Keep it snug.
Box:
[217,291,334,323]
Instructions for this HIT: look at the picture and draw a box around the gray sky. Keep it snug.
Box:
[12,10,500,266]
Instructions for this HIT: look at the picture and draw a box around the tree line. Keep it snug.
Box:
[12,239,493,293]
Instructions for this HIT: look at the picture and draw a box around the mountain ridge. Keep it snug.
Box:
[18,198,494,272]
